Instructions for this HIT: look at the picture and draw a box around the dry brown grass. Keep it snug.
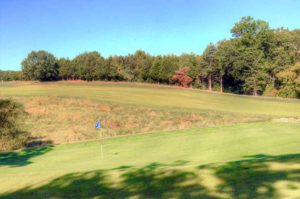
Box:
[11,96,268,144]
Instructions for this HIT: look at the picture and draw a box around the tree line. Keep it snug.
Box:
[1,16,300,98]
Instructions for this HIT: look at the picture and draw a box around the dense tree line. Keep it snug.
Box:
[2,17,299,98]
[0,70,23,81]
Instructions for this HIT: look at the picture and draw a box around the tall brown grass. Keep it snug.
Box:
[12,97,268,144]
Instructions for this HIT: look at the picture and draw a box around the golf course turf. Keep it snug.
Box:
[0,82,300,198]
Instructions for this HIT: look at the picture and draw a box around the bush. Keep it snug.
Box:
[278,86,298,98]
[0,99,29,151]
[263,84,278,97]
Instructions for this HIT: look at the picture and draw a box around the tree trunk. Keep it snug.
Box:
[253,87,258,96]
[220,77,223,93]
[271,74,275,88]
[208,74,212,92]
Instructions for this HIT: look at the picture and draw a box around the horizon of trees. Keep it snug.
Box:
[1,16,299,98]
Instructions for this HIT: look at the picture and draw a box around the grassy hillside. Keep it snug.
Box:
[1,122,300,198]
[0,81,299,144]
[1,81,300,117]
[1,81,300,198]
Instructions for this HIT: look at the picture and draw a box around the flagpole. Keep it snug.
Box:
[95,117,103,159]
[100,144,103,160]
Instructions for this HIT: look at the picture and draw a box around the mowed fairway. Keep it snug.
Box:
[1,82,300,198]
[1,81,300,117]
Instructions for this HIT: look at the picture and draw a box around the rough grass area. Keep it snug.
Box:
[1,122,300,198]
[1,81,299,144]
[15,97,266,144]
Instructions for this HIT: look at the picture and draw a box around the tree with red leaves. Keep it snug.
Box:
[172,67,193,88]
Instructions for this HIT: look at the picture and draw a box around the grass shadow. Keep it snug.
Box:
[0,161,216,199]
[120,161,213,199]
[212,153,300,199]
[1,154,300,198]
[25,137,54,148]
[0,144,53,167]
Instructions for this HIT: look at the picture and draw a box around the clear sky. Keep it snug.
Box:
[0,0,299,70]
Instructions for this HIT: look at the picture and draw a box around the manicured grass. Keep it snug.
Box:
[1,81,300,117]
[1,122,300,198]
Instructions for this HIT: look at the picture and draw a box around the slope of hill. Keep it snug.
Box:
[1,81,300,117]
[0,81,300,198]
[1,81,299,144]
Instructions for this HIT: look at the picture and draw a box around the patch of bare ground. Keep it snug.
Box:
[272,117,300,123]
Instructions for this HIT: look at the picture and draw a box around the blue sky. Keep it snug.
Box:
[0,0,299,70]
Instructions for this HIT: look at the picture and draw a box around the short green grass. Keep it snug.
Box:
[1,81,300,117]
[1,81,300,198]
[1,122,300,198]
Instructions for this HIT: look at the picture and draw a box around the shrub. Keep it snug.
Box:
[263,84,278,97]
[172,67,193,88]
[0,99,29,151]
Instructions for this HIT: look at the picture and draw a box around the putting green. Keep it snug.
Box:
[1,122,300,198]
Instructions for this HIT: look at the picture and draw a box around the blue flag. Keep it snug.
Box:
[95,120,101,129]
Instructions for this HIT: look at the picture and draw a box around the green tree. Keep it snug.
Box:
[159,55,179,84]
[202,43,217,92]
[214,40,236,93]
[292,29,300,59]
[231,16,269,46]
[21,51,58,81]
[103,56,125,81]
[57,58,73,80]
[73,52,105,81]
[276,62,300,98]
[230,17,270,95]
[263,28,297,91]
[0,71,23,81]
[132,50,153,81]
[149,56,162,82]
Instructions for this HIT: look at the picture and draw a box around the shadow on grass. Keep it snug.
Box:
[0,161,216,199]
[0,144,53,167]
[1,153,300,198]
[212,153,300,199]
[26,137,54,148]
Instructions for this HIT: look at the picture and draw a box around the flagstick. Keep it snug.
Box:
[100,144,103,160]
